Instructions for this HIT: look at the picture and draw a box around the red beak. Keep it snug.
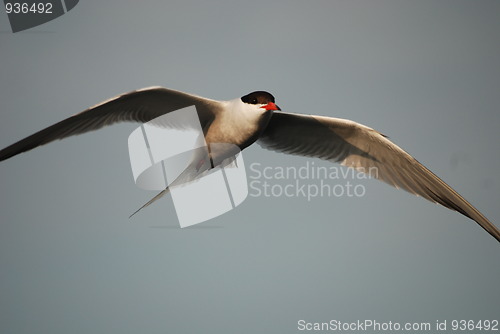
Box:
[261,102,281,111]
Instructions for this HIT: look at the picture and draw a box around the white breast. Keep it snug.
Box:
[205,98,269,147]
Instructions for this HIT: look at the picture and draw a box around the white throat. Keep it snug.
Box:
[205,98,269,147]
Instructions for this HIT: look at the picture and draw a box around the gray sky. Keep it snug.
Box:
[1,1,499,333]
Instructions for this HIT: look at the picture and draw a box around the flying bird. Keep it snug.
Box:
[1,87,498,242]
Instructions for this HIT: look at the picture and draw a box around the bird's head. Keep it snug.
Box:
[241,91,281,112]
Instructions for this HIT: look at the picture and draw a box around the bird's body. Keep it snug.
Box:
[1,86,499,242]
[204,97,273,149]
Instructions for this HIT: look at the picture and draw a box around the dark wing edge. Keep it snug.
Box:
[0,87,219,162]
[258,112,500,243]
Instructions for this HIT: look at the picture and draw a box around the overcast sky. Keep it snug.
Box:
[1,1,499,333]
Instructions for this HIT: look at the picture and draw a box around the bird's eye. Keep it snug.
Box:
[251,98,258,104]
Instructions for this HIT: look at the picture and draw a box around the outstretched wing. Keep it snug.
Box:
[258,111,500,242]
[0,87,220,161]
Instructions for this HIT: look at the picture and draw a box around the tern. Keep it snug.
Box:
[1,87,498,242]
